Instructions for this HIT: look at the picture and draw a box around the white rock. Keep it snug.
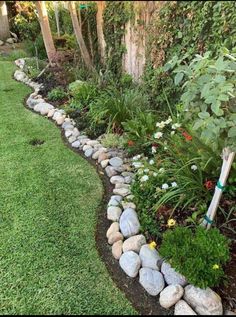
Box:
[14,70,27,81]
[139,244,162,270]
[101,159,109,168]
[0,40,4,46]
[106,222,120,238]
[110,195,123,203]
[113,187,131,197]
[72,129,80,138]
[123,235,146,253]
[56,116,65,125]
[6,38,14,44]
[71,140,81,148]
[119,208,140,238]
[65,130,73,138]
[161,262,187,286]
[107,206,122,222]
[109,157,123,167]
[68,136,76,144]
[184,285,223,315]
[85,148,93,157]
[108,232,123,245]
[34,102,54,115]
[119,251,141,278]
[47,108,56,118]
[62,122,74,130]
[105,166,117,178]
[83,145,92,151]
[112,240,123,260]
[87,140,100,147]
[139,268,165,296]
[159,285,184,309]
[110,175,125,185]
[121,201,136,209]
[174,300,197,315]
[27,97,45,109]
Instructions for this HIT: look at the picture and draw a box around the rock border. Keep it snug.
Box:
[13,59,233,316]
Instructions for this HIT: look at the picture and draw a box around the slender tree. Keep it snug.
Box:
[35,1,57,64]
[53,1,60,37]
[96,1,106,65]
[0,1,10,41]
[68,1,94,70]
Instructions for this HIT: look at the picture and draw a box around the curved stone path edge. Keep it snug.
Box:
[13,58,230,316]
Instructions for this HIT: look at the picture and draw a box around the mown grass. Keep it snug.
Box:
[0,61,137,315]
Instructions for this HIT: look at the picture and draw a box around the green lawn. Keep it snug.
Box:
[0,61,137,315]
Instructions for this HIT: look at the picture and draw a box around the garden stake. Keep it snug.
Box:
[202,148,235,229]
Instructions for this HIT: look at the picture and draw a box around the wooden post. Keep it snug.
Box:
[0,1,10,41]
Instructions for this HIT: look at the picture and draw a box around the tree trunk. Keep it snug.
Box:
[87,18,94,64]
[53,1,60,37]
[68,1,94,70]
[96,1,106,65]
[0,1,10,41]
[35,1,57,65]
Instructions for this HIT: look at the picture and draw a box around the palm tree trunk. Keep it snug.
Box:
[0,1,10,41]
[35,1,57,65]
[68,1,94,71]
[96,1,106,65]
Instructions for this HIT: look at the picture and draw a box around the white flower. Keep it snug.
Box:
[164,147,168,150]
[159,168,165,173]
[132,154,141,161]
[171,182,178,187]
[138,169,143,175]
[132,162,143,168]
[191,165,198,171]
[149,159,154,165]
[171,131,175,136]
[144,168,149,173]
[140,175,149,182]
[152,146,157,154]
[153,172,158,177]
[162,183,169,190]
[154,132,163,139]
[165,116,172,125]
[156,121,166,129]
[172,123,181,130]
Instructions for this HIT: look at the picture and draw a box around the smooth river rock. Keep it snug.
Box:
[112,240,123,260]
[139,268,165,296]
[107,206,122,222]
[119,208,140,238]
[108,232,123,245]
[159,285,184,309]
[122,234,146,253]
[161,262,187,287]
[109,157,123,167]
[174,300,197,315]
[184,285,223,315]
[106,222,120,238]
[139,244,162,270]
[119,251,141,278]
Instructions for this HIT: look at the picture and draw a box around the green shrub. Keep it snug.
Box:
[47,87,67,101]
[101,133,126,149]
[68,81,97,108]
[159,226,230,288]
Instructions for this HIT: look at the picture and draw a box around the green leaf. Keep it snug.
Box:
[211,102,224,116]
[174,72,184,86]
[198,112,210,119]
[228,126,236,138]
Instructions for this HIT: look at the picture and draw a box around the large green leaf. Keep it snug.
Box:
[174,72,184,86]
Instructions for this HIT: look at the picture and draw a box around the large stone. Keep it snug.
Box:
[27,97,45,109]
[65,130,73,138]
[109,157,123,167]
[121,201,136,210]
[62,122,74,130]
[68,136,77,144]
[110,175,125,185]
[71,140,81,148]
[139,244,162,270]
[108,232,123,245]
[0,40,4,46]
[83,145,92,151]
[159,285,184,309]
[56,116,65,125]
[34,102,54,115]
[119,251,141,278]
[84,148,94,157]
[113,187,131,197]
[72,128,80,138]
[14,70,27,81]
[107,206,122,222]
[115,183,130,189]
[122,235,146,253]
[47,108,56,118]
[105,166,117,178]
[92,149,106,160]
[119,208,140,238]
[98,152,109,163]
[101,159,109,169]
[174,300,197,315]
[112,240,123,260]
[108,197,120,207]
[106,222,120,238]
[184,285,223,315]
[6,38,14,44]
[86,140,100,147]
[139,268,165,296]
[161,262,187,287]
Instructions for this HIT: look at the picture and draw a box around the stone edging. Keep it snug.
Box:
[13,58,230,316]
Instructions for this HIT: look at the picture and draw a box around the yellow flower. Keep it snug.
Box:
[167,219,176,228]
[212,264,220,270]
[149,241,157,250]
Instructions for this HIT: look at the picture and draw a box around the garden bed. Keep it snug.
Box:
[14,58,236,315]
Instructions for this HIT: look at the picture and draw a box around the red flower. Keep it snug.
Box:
[127,140,135,147]
[182,131,192,141]
[204,180,214,190]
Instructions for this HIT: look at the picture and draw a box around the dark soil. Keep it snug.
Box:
[29,138,45,146]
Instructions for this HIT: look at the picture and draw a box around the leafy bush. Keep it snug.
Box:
[100,133,126,149]
[23,58,47,79]
[47,87,67,101]
[68,81,98,108]
[159,226,230,288]
[172,49,236,152]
